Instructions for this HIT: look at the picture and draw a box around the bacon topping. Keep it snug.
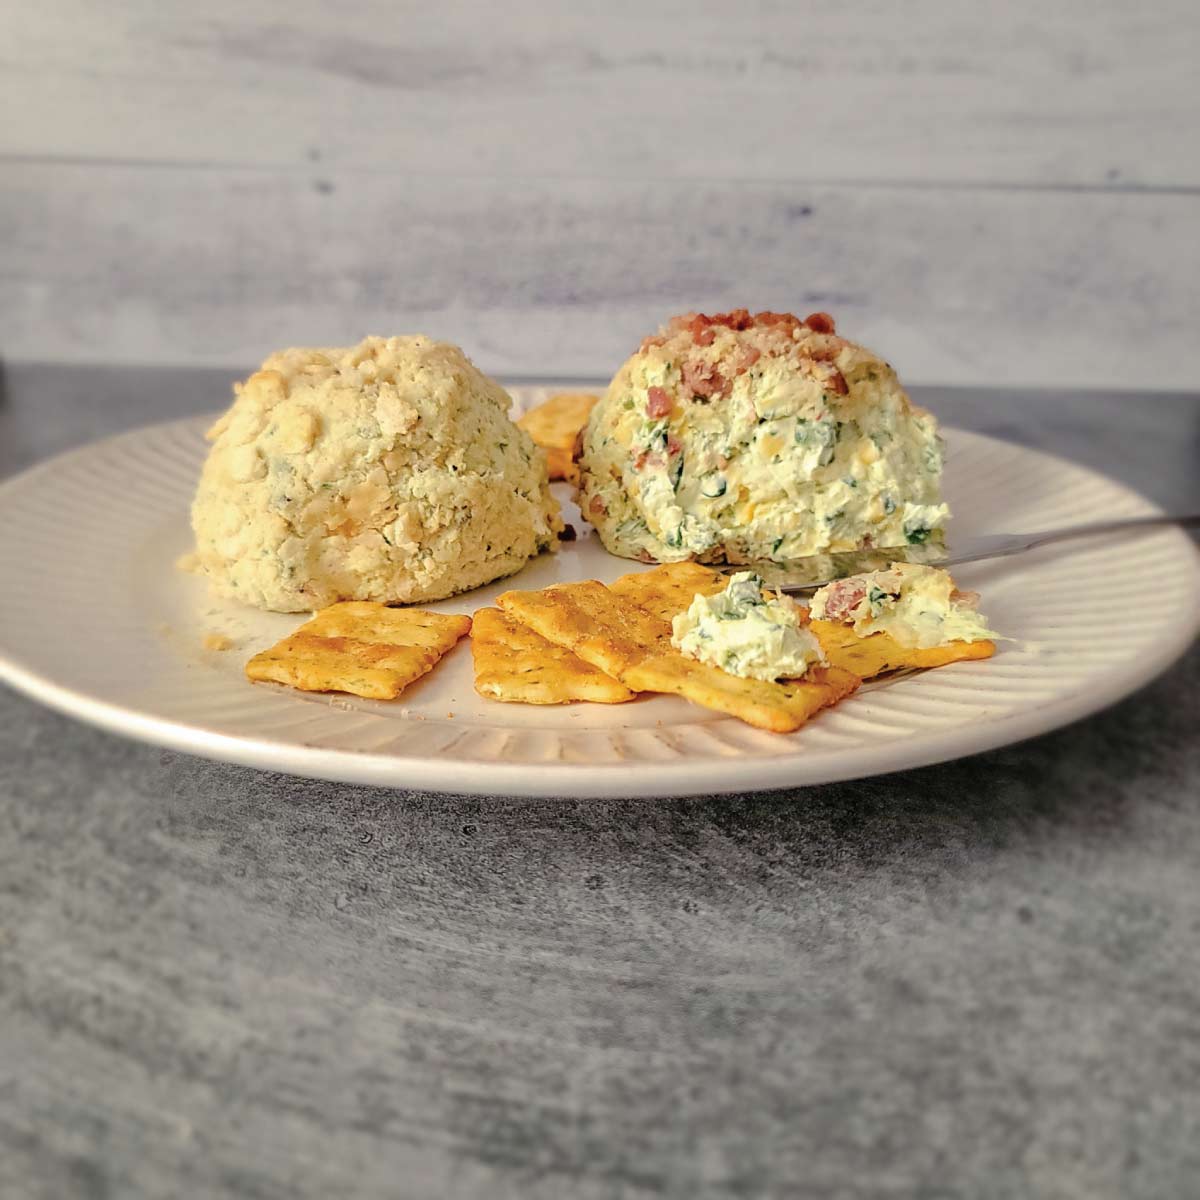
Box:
[680,359,726,401]
[653,309,838,348]
[641,310,848,378]
[736,345,761,374]
[668,309,756,341]
[646,386,673,418]
[819,579,868,623]
[588,495,607,518]
[826,369,849,396]
[719,308,755,331]
[753,311,805,335]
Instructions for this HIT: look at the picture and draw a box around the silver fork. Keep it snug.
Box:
[731,512,1200,593]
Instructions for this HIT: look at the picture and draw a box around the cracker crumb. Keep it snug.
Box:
[203,632,235,652]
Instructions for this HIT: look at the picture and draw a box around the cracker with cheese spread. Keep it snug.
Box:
[809,565,998,674]
[811,620,995,676]
[497,581,857,733]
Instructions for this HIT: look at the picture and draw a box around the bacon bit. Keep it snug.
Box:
[735,345,762,374]
[634,450,665,471]
[684,314,716,346]
[635,549,657,563]
[639,334,667,353]
[666,434,683,456]
[664,309,778,342]
[691,308,752,332]
[804,311,836,334]
[827,369,849,396]
[820,579,868,623]
[647,386,673,418]
[753,311,805,335]
[674,309,756,341]
[716,454,730,469]
[665,312,699,336]
[951,588,980,608]
[588,495,607,517]
[681,359,726,400]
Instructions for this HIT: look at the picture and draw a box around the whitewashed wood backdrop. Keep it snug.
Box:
[3,0,1198,389]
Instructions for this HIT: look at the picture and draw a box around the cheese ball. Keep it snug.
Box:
[191,336,561,611]
[577,311,948,563]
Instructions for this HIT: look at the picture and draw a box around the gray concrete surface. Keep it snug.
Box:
[1,366,1198,1198]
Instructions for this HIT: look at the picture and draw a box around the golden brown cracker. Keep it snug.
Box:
[498,580,666,679]
[498,581,858,733]
[245,601,471,699]
[811,620,995,678]
[623,655,859,734]
[470,607,635,705]
[610,561,728,623]
[517,393,599,482]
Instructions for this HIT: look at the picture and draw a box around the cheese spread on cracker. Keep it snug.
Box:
[810,563,999,649]
[671,571,825,681]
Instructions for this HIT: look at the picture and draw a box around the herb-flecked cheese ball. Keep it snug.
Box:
[191,336,561,611]
[576,310,948,563]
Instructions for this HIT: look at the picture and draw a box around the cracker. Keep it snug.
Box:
[517,392,599,482]
[619,563,996,678]
[610,561,727,622]
[812,620,995,677]
[245,601,471,699]
[471,607,635,705]
[498,581,858,733]
[500,580,664,678]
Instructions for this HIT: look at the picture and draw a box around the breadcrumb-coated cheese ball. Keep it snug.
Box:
[577,310,948,564]
[191,336,561,611]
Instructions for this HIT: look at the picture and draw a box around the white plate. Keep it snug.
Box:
[1,390,1197,797]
